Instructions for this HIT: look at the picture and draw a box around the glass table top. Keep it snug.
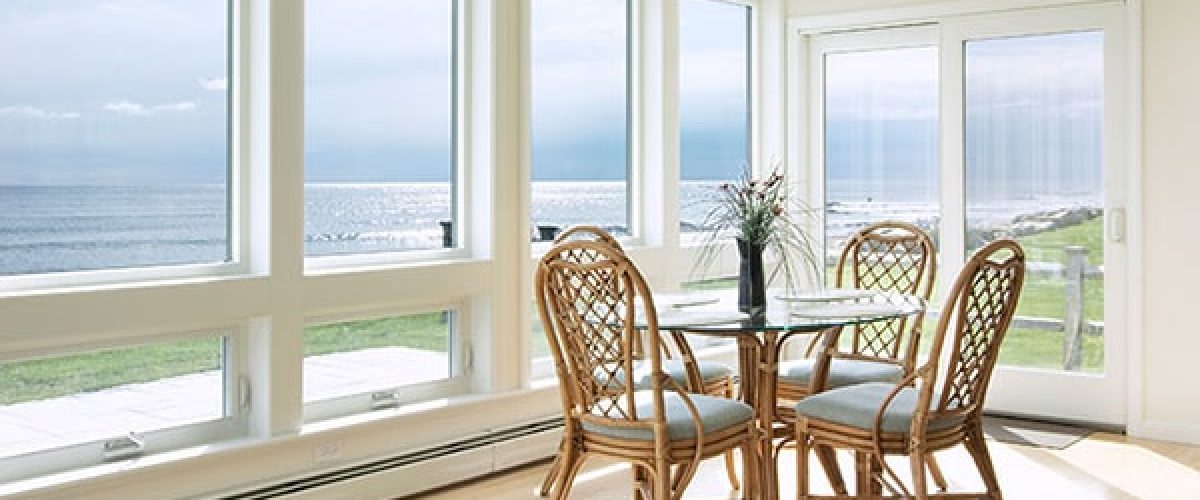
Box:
[645,288,925,334]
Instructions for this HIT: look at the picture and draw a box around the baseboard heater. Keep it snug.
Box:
[218,417,563,500]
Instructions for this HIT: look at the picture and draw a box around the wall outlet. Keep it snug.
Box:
[313,441,342,463]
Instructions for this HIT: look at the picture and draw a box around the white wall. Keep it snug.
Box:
[1138,0,1200,442]
[789,0,1200,444]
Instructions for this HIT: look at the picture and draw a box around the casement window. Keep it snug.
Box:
[0,333,241,483]
[302,310,465,422]
[679,0,752,237]
[0,0,230,280]
[304,0,458,258]
[530,0,631,243]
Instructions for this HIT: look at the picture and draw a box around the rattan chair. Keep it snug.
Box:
[538,226,741,496]
[776,221,937,404]
[793,239,1025,499]
[536,240,760,500]
[774,221,940,492]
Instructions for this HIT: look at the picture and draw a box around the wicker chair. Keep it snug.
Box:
[535,240,760,500]
[793,239,1026,499]
[774,221,939,492]
[538,226,741,496]
[776,221,937,404]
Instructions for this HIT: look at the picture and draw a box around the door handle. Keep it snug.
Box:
[1107,207,1125,243]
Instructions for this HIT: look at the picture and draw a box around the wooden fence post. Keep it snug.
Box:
[1062,246,1086,371]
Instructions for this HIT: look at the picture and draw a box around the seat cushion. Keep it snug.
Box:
[778,358,904,389]
[793,382,962,433]
[597,360,734,390]
[582,392,754,441]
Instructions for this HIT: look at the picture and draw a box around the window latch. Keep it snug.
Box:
[103,431,146,461]
[370,391,400,410]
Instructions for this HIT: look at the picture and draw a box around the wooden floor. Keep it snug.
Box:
[412,432,1200,499]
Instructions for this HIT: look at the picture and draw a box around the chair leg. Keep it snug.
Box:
[910,449,929,500]
[854,451,873,496]
[552,446,585,500]
[925,451,949,491]
[965,426,1003,499]
[632,463,649,500]
[721,450,741,491]
[817,444,848,495]
[538,438,566,497]
[719,380,742,491]
[741,437,760,499]
[653,458,671,500]
[796,432,811,500]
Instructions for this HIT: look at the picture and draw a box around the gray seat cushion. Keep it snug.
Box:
[582,392,754,441]
[778,358,903,389]
[793,382,962,433]
[597,360,734,390]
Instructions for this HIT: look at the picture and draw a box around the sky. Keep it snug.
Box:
[823,31,1104,203]
[0,0,227,185]
[0,1,1102,194]
[0,0,751,185]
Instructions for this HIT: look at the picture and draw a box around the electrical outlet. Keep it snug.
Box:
[314,441,342,463]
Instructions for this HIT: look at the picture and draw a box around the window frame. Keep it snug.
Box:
[805,25,941,263]
[0,328,247,484]
[529,0,636,248]
[300,304,471,424]
[302,0,467,271]
[0,0,241,294]
[676,0,756,248]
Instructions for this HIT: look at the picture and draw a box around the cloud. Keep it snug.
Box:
[201,77,227,91]
[0,105,81,120]
[102,100,198,116]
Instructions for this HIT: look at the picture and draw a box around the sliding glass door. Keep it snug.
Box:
[807,4,1128,425]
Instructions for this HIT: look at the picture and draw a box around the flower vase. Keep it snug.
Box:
[736,238,766,316]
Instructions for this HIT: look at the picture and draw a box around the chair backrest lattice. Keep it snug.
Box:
[537,240,664,426]
[551,226,658,360]
[834,221,937,363]
[927,239,1026,418]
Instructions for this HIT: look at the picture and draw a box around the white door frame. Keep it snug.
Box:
[788,1,1134,426]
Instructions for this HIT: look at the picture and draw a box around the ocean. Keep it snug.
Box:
[0,182,1101,276]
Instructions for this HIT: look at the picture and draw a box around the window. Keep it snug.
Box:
[0,335,231,482]
[679,0,751,236]
[305,0,457,256]
[303,311,459,421]
[531,0,630,241]
[0,1,230,276]
[964,31,1105,372]
[822,45,939,274]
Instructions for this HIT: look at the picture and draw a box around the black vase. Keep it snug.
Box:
[736,238,766,316]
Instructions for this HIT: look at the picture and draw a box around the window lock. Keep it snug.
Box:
[103,431,146,461]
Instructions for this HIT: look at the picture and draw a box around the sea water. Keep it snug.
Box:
[0,182,1100,276]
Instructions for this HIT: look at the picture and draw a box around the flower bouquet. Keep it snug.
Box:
[693,167,820,315]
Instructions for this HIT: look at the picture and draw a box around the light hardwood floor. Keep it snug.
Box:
[411,432,1200,499]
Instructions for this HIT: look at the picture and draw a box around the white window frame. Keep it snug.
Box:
[803,25,941,262]
[303,0,469,272]
[675,0,758,249]
[0,328,247,484]
[301,304,471,423]
[0,0,243,295]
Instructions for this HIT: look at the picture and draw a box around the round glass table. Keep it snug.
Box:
[648,289,926,500]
